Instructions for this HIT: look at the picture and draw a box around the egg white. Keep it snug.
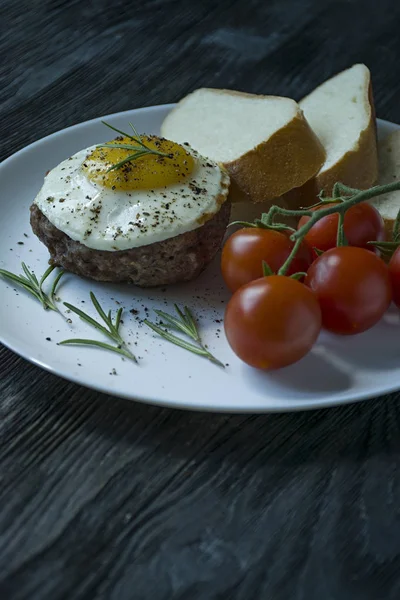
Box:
[33,144,230,251]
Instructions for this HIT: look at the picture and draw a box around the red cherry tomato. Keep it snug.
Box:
[389,246,400,307]
[305,246,392,335]
[224,275,322,369]
[298,202,385,255]
[221,228,312,293]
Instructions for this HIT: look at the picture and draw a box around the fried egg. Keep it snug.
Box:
[33,135,230,251]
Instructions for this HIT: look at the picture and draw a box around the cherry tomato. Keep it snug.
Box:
[305,246,392,335]
[224,275,322,369]
[389,246,400,307]
[221,228,312,293]
[298,202,385,255]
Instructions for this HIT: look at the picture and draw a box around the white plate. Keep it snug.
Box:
[0,107,399,413]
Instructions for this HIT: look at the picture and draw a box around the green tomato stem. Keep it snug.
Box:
[278,237,304,276]
[291,182,400,242]
[336,211,347,247]
[266,205,313,225]
[393,208,400,242]
[262,261,274,276]
[272,180,400,275]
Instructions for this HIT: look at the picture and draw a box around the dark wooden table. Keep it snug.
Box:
[2,1,400,598]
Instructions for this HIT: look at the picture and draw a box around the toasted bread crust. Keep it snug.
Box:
[284,73,378,207]
[370,130,400,241]
[162,90,326,204]
[225,111,325,203]
[382,218,395,241]
[316,80,378,192]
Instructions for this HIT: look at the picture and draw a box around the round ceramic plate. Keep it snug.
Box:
[1,106,399,412]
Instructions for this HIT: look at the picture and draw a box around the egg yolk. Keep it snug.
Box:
[83,136,195,191]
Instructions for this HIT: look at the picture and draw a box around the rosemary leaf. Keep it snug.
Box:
[62,295,137,363]
[105,151,150,172]
[154,308,193,337]
[0,263,63,311]
[0,270,43,303]
[22,262,39,287]
[129,121,141,140]
[144,320,211,357]
[99,121,172,171]
[144,305,224,368]
[101,120,134,140]
[174,304,187,323]
[63,301,112,338]
[40,264,57,286]
[183,306,200,340]
[90,291,112,327]
[50,270,65,302]
[59,338,135,360]
[0,268,33,287]
[115,307,123,332]
[101,143,148,151]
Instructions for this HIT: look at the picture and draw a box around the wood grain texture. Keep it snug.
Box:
[2,0,400,598]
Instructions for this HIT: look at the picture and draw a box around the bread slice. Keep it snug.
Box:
[285,65,378,207]
[161,88,325,203]
[369,130,400,240]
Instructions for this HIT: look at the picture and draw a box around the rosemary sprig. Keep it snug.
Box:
[0,262,64,311]
[97,121,173,172]
[59,292,137,362]
[144,304,224,367]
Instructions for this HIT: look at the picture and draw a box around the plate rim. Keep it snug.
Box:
[3,334,400,413]
[1,104,176,166]
[1,109,399,413]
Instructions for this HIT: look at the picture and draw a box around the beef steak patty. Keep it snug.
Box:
[30,201,231,287]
